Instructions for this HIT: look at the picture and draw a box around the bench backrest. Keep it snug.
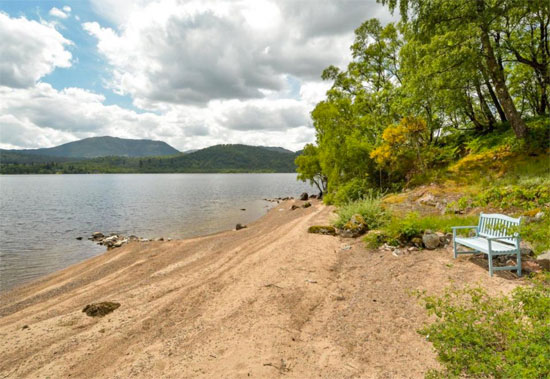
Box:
[478,213,521,244]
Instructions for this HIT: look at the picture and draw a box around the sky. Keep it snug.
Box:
[0,0,394,152]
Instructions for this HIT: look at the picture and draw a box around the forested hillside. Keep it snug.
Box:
[295,0,549,203]
[0,144,297,174]
[7,136,180,158]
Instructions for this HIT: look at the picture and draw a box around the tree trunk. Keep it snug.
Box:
[476,0,528,138]
[482,71,507,122]
[475,80,496,130]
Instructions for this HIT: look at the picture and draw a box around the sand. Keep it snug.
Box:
[0,199,520,378]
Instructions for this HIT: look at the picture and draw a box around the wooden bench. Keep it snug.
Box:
[452,213,522,277]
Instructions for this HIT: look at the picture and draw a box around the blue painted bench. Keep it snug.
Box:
[452,213,522,277]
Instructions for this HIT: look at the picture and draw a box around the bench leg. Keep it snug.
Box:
[453,239,457,259]
[488,253,494,277]
[517,249,522,277]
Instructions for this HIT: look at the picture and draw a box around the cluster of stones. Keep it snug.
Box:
[308,213,368,238]
[264,196,294,203]
[378,230,453,256]
[89,232,167,249]
[291,201,311,210]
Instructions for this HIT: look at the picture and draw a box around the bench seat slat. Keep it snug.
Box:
[454,237,517,253]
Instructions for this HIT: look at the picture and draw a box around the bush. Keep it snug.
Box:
[381,213,479,244]
[333,195,387,229]
[447,175,550,213]
[330,177,373,205]
[521,214,550,255]
[418,274,550,378]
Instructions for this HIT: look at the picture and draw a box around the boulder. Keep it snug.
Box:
[341,214,367,238]
[309,194,317,199]
[290,204,300,210]
[435,232,447,246]
[92,232,104,240]
[522,260,543,274]
[536,251,550,270]
[411,237,423,248]
[308,225,337,236]
[82,302,120,317]
[76,236,83,240]
[520,247,535,257]
[302,202,312,208]
[300,192,309,201]
[417,193,437,207]
[535,211,545,220]
[422,232,441,250]
[236,223,247,230]
[114,240,127,248]
[103,235,118,243]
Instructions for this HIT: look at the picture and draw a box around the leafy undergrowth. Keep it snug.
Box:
[363,212,479,248]
[417,273,550,378]
[333,195,387,229]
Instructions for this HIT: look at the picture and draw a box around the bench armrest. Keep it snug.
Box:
[452,225,478,238]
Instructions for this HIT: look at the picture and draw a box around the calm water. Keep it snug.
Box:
[0,174,313,291]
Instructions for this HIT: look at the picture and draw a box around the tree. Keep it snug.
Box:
[380,0,533,138]
[295,144,327,195]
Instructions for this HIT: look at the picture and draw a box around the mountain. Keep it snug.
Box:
[0,144,300,174]
[259,146,294,154]
[7,136,180,158]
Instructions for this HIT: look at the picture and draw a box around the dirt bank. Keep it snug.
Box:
[0,199,519,378]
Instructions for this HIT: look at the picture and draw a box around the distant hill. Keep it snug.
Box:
[7,136,180,158]
[0,144,300,174]
[260,146,294,154]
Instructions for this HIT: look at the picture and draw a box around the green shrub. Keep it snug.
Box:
[418,274,550,378]
[521,215,550,255]
[333,195,387,229]
[448,175,550,213]
[382,213,479,244]
[330,177,374,205]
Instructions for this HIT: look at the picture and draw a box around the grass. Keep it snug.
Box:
[333,195,387,229]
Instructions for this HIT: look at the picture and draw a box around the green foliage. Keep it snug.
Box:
[383,213,479,244]
[363,212,478,247]
[448,176,550,212]
[521,215,550,255]
[326,177,373,205]
[305,0,549,204]
[333,196,387,230]
[295,144,327,194]
[418,275,550,378]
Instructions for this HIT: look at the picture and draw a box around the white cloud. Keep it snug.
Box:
[0,12,72,88]
[83,0,391,107]
[0,83,314,151]
[49,7,69,19]
[1,1,396,151]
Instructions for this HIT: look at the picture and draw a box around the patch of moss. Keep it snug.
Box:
[308,225,336,235]
[82,302,121,317]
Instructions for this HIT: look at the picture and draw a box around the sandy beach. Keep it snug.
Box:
[0,199,519,378]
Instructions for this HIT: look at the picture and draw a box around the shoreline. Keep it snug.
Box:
[0,199,518,378]
[0,195,286,294]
